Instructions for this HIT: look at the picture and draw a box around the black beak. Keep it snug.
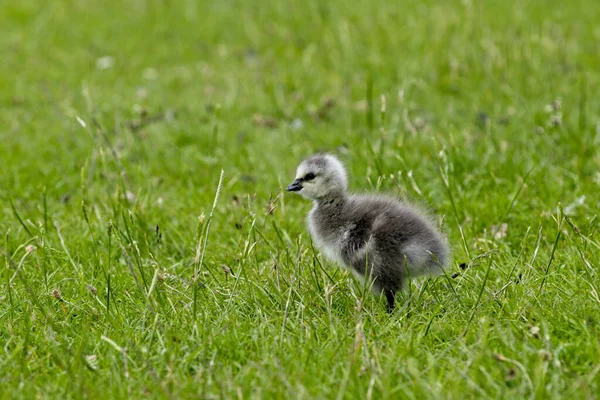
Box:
[286,179,303,192]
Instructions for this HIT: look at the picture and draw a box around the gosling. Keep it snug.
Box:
[286,154,450,311]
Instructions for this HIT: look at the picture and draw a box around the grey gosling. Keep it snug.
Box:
[286,154,450,311]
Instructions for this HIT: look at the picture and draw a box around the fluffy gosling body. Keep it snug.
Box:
[286,154,450,311]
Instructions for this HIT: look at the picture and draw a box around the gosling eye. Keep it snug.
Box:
[304,172,316,181]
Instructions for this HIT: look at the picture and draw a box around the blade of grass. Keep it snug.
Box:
[193,169,225,320]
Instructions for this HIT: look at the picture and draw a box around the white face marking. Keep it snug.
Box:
[289,154,349,201]
[295,164,308,180]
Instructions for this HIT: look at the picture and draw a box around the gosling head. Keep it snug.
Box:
[286,154,348,201]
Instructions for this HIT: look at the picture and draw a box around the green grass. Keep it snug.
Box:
[1,0,600,398]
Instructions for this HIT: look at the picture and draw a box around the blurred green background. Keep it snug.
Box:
[1,0,599,398]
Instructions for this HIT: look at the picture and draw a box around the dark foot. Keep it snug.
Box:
[384,289,396,313]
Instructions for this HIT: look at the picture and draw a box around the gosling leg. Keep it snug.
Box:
[384,289,396,313]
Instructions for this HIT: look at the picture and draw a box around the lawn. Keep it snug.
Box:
[1,0,599,398]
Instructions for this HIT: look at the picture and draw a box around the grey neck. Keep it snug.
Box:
[314,193,347,208]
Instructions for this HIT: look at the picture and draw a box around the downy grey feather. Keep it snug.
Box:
[286,154,450,311]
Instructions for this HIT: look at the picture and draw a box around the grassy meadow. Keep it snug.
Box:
[1,0,600,398]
